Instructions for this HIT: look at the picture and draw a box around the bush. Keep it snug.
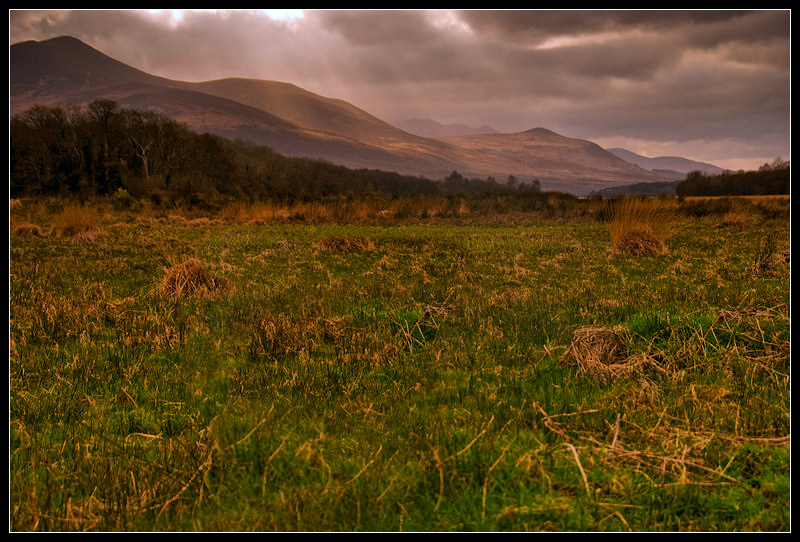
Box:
[110,188,141,211]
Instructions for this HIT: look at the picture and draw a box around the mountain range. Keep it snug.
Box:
[606,148,724,179]
[10,36,718,196]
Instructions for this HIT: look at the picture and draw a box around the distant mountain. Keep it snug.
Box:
[437,128,664,193]
[10,36,671,195]
[606,148,724,177]
[394,118,498,137]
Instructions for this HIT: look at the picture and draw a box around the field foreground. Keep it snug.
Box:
[9,195,790,531]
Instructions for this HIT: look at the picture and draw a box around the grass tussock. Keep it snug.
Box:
[561,326,634,380]
[608,197,677,255]
[158,258,232,299]
[50,204,101,237]
[12,222,43,237]
[561,326,676,381]
[314,235,375,253]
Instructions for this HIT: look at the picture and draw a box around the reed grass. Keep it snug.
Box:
[607,196,679,255]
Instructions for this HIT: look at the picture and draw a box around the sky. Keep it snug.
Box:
[9,9,791,171]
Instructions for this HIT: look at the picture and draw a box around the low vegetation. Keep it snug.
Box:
[9,192,790,532]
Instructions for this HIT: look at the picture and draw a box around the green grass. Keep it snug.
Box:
[9,197,790,531]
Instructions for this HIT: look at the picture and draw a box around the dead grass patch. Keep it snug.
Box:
[12,222,43,237]
[608,197,676,255]
[51,204,101,237]
[158,258,232,299]
[71,229,105,245]
[561,326,676,381]
[314,236,375,253]
[562,324,692,383]
[612,224,667,256]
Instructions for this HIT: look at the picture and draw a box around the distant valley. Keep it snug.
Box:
[10,36,721,196]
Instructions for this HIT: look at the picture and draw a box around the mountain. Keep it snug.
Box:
[606,148,724,177]
[394,118,498,137]
[10,36,671,195]
[436,128,666,193]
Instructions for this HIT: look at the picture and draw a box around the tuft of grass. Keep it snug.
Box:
[158,258,232,299]
[50,203,101,237]
[607,197,677,255]
[560,326,644,381]
[314,235,375,253]
[12,222,43,237]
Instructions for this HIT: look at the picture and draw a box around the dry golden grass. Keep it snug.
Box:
[608,197,677,255]
[560,326,674,382]
[314,236,375,253]
[158,258,232,299]
[12,222,43,237]
[50,204,101,237]
[561,326,632,380]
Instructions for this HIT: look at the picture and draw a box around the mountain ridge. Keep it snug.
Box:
[606,147,723,177]
[11,35,678,195]
[394,118,499,137]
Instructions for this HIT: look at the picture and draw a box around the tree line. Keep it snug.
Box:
[675,158,790,197]
[10,101,518,203]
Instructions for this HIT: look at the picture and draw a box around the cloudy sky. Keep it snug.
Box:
[9,9,791,170]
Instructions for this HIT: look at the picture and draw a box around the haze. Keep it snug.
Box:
[9,9,791,171]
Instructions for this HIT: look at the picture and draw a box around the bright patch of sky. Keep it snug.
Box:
[145,9,305,27]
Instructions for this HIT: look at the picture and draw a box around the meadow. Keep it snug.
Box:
[9,193,791,531]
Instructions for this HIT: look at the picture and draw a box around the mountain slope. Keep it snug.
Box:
[10,36,671,194]
[394,118,498,137]
[438,128,665,192]
[607,148,723,176]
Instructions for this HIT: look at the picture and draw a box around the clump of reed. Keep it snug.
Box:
[561,325,674,382]
[158,258,232,299]
[50,203,101,237]
[561,326,634,380]
[12,222,43,237]
[606,197,677,255]
[314,236,375,253]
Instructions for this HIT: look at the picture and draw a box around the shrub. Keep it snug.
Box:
[110,188,142,211]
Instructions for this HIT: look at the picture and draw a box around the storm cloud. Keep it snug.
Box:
[9,9,790,170]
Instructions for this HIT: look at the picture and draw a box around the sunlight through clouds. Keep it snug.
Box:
[8,9,789,170]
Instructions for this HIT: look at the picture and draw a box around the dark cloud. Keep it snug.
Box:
[9,9,790,170]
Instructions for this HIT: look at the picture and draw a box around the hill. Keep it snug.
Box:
[394,118,499,137]
[11,36,671,195]
[606,148,724,177]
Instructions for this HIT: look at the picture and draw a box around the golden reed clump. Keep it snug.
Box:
[50,203,101,237]
[314,236,375,253]
[158,258,232,299]
[12,222,43,237]
[607,197,677,255]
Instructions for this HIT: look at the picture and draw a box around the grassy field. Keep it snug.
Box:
[9,194,791,531]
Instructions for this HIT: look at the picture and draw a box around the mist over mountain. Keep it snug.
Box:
[11,35,682,195]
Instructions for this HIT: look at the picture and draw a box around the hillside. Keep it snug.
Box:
[438,128,664,192]
[394,118,499,137]
[10,35,671,195]
[606,148,724,176]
